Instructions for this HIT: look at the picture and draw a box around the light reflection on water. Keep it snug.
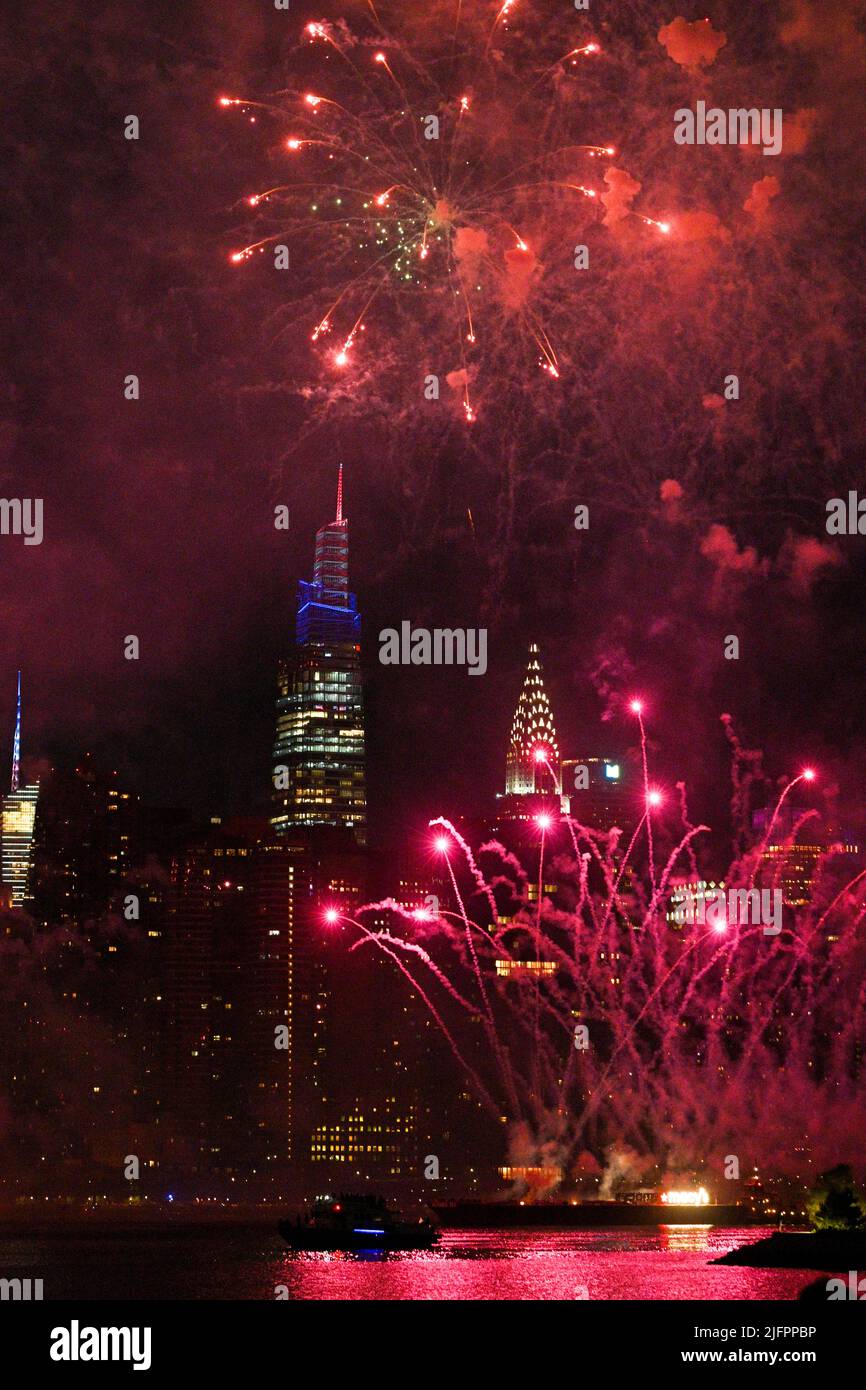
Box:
[0,1225,828,1300]
[271,1228,821,1301]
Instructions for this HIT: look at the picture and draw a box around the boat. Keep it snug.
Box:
[430,1198,755,1228]
[279,1193,440,1251]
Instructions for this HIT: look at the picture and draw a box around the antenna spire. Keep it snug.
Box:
[335,461,343,524]
[11,670,21,793]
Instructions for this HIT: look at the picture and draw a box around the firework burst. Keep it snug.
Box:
[222,0,670,424]
[334,716,866,1182]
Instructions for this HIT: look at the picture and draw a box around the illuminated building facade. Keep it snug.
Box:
[667,877,727,930]
[752,803,860,908]
[495,958,556,979]
[504,643,560,796]
[164,817,265,1177]
[758,843,821,908]
[272,467,366,844]
[561,755,630,831]
[310,1097,423,1179]
[307,889,437,1189]
[1,673,39,907]
[2,783,39,906]
[239,833,310,1170]
[498,1164,563,1190]
[239,830,369,1177]
[161,811,370,1183]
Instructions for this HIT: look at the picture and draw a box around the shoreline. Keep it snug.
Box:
[715,1230,866,1270]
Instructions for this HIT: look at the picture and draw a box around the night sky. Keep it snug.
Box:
[3,0,866,855]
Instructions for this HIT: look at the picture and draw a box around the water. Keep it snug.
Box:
[0,1226,827,1300]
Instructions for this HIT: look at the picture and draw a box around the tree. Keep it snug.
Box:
[807,1165,866,1231]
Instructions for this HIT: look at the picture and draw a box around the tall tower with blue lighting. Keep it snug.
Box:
[271,467,367,843]
[1,672,40,907]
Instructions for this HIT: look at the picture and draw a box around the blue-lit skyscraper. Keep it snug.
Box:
[271,468,367,843]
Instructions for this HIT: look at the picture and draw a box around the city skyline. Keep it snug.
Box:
[2,0,866,1326]
[2,439,857,853]
[4,1,866,848]
[1,488,856,1198]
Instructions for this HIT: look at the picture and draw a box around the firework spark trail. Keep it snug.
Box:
[436,845,523,1113]
[722,714,766,861]
[353,901,525,1120]
[715,788,819,1019]
[815,864,866,936]
[347,901,477,1009]
[597,809,649,935]
[590,825,722,1069]
[430,816,500,925]
[562,815,621,934]
[442,851,496,1019]
[345,909,501,1114]
[446,841,577,1121]
[222,1,672,425]
[742,860,866,1067]
[434,908,524,1117]
[630,701,657,888]
[436,907,515,961]
[347,731,866,1178]
[676,781,701,882]
[747,770,816,890]
[730,934,817,1079]
[529,816,551,1099]
[574,847,593,935]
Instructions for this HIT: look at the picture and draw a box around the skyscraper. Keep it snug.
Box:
[504,643,560,796]
[30,754,140,926]
[484,643,563,885]
[752,802,860,909]
[1,673,39,907]
[561,755,631,831]
[272,467,367,844]
[163,817,265,1180]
